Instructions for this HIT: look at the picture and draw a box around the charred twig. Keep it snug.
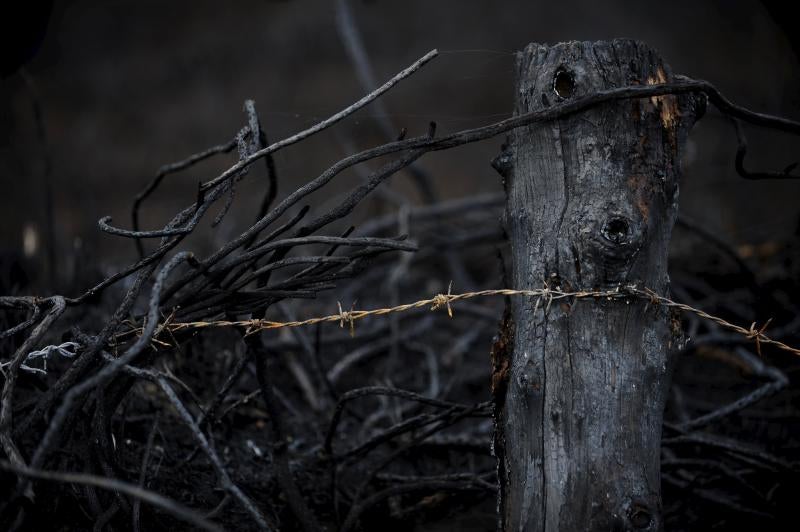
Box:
[156,376,273,531]
[199,49,439,193]
[733,118,800,180]
[244,99,279,250]
[335,0,438,203]
[280,302,336,410]
[661,458,771,505]
[679,347,788,431]
[324,386,488,457]
[202,79,800,199]
[251,341,322,532]
[0,297,41,340]
[675,214,759,289]
[26,253,192,475]
[339,401,490,532]
[341,476,493,530]
[338,411,459,463]
[0,296,65,497]
[255,145,428,289]
[132,415,160,532]
[163,235,416,304]
[662,472,775,520]
[131,138,238,257]
[662,429,794,473]
[326,316,434,384]
[0,459,223,532]
[65,74,800,312]
[98,216,194,239]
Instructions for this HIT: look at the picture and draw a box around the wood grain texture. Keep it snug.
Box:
[494,39,704,531]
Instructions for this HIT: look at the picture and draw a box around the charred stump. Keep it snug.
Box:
[492,39,704,531]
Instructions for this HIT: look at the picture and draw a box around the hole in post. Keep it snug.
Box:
[553,68,576,99]
[602,217,630,245]
[628,505,653,529]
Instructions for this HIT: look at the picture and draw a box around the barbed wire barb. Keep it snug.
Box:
[431,281,454,317]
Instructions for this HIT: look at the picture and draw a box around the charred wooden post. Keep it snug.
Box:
[492,40,704,531]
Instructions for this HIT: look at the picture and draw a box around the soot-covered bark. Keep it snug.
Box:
[493,39,705,531]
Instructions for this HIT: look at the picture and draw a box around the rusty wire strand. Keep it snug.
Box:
[121,284,800,358]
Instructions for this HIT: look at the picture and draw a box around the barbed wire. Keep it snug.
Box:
[121,283,800,358]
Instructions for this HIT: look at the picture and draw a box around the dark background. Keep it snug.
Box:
[1,0,799,290]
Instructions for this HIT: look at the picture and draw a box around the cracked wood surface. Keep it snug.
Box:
[493,39,703,532]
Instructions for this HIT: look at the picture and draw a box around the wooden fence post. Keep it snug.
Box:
[492,39,704,531]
